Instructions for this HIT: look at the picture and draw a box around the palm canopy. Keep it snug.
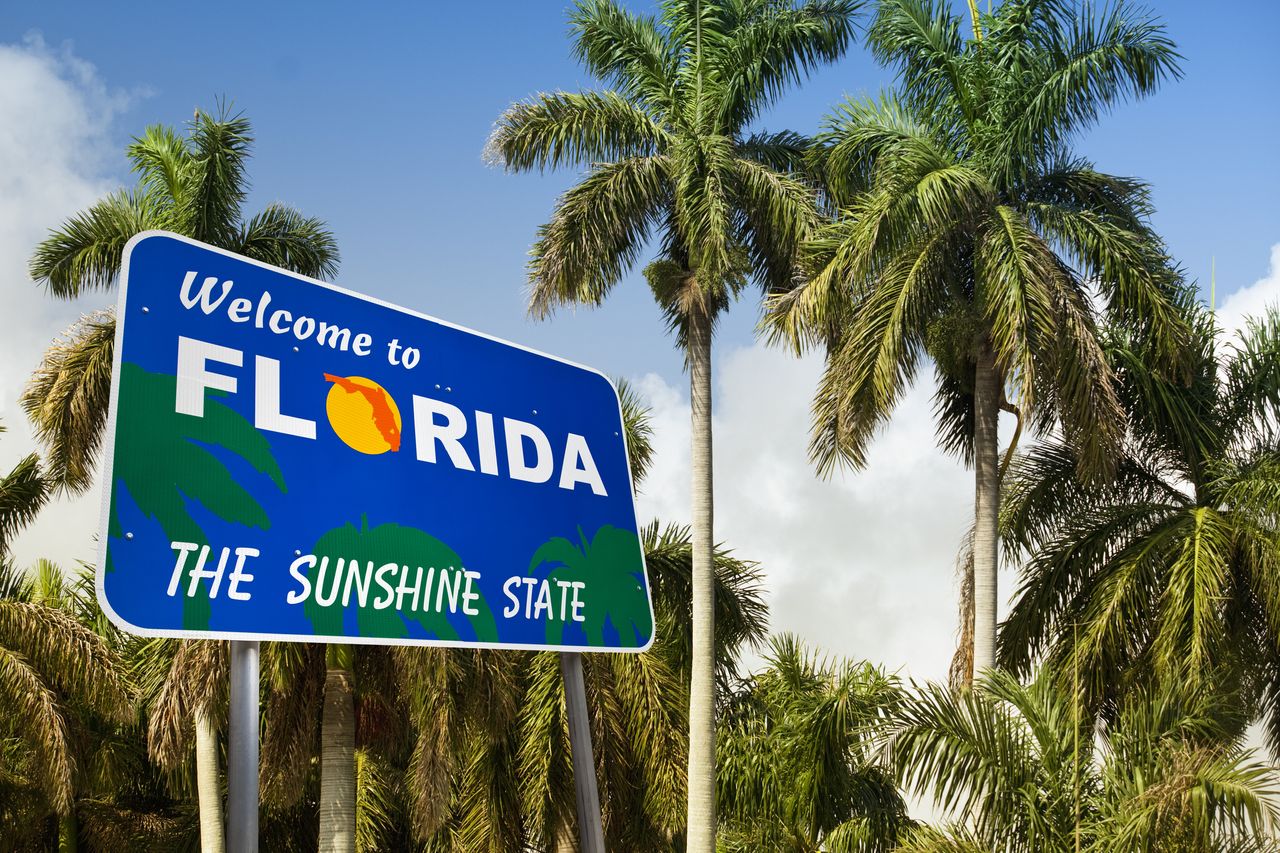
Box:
[767,0,1186,477]
[0,561,133,819]
[998,303,1280,751]
[717,634,908,852]
[890,669,1279,853]
[26,106,339,492]
[31,108,338,298]
[487,0,859,313]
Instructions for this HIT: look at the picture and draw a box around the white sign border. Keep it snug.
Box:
[95,230,655,654]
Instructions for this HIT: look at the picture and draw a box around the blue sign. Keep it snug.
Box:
[97,232,653,652]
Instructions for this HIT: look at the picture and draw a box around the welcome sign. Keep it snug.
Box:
[98,232,653,652]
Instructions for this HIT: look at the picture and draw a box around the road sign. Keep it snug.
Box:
[98,231,653,652]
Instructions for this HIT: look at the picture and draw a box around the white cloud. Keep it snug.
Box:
[1216,244,1280,336]
[0,34,135,571]
[634,343,984,683]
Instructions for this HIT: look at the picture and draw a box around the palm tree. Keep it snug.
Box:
[21,564,199,853]
[0,562,134,850]
[717,634,908,852]
[487,2,858,842]
[26,105,339,852]
[999,303,1280,750]
[767,0,1185,678]
[26,105,339,492]
[888,669,1278,852]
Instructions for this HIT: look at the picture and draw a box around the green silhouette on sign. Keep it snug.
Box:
[529,525,651,648]
[303,519,498,643]
[109,363,285,629]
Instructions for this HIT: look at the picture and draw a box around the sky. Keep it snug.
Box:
[0,0,1277,683]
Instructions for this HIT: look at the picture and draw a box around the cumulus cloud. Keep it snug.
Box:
[1217,244,1280,336]
[0,34,135,570]
[634,343,989,683]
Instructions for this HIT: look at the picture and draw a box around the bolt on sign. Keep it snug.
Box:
[98,232,653,652]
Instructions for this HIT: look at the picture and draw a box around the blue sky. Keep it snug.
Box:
[5,0,1278,382]
[2,1,1278,677]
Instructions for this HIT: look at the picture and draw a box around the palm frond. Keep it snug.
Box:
[713,0,863,127]
[29,190,162,298]
[147,640,228,770]
[22,311,116,493]
[616,378,656,487]
[865,0,969,121]
[736,129,812,175]
[0,599,132,724]
[236,203,340,280]
[0,642,75,812]
[1013,0,1181,154]
[126,123,192,204]
[570,0,678,113]
[528,156,670,318]
[487,90,670,173]
[183,106,251,245]
[732,155,820,294]
[0,454,48,555]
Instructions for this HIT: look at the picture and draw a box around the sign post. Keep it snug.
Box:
[561,652,605,852]
[227,640,259,853]
[97,231,654,844]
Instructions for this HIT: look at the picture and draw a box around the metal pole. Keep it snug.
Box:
[561,652,606,853]
[228,640,259,853]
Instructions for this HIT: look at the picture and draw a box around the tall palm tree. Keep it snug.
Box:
[767,0,1185,678]
[487,2,858,842]
[717,634,908,852]
[26,105,339,852]
[999,303,1280,750]
[888,669,1278,852]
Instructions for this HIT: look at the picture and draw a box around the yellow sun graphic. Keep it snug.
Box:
[323,374,402,455]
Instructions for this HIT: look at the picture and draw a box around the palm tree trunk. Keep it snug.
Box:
[972,341,1001,675]
[319,648,355,853]
[194,708,226,853]
[685,302,717,851]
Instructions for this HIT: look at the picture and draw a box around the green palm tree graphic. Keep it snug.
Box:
[302,520,498,643]
[529,525,651,648]
[109,363,285,630]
